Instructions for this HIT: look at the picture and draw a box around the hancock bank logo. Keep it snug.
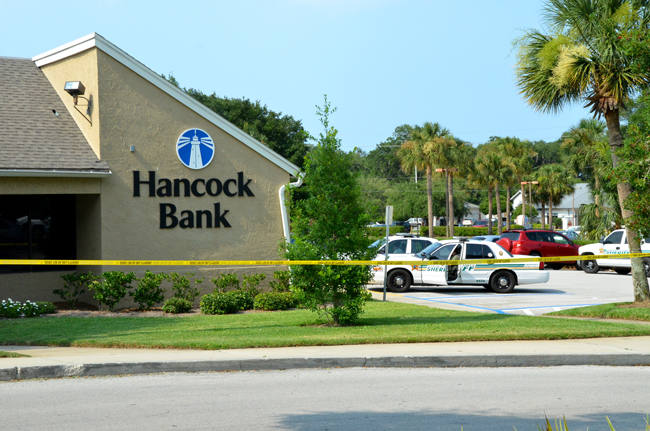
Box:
[176,128,214,170]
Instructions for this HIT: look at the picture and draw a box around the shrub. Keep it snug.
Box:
[130,271,167,311]
[34,301,56,315]
[366,226,404,239]
[0,299,56,318]
[242,273,266,296]
[269,270,291,292]
[54,272,100,309]
[200,292,240,315]
[169,272,203,302]
[211,273,240,293]
[90,271,136,311]
[254,292,298,311]
[162,297,192,314]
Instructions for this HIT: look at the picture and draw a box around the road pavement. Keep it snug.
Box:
[2,366,650,430]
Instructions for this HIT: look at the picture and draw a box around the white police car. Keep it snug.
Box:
[371,238,549,294]
[578,229,650,276]
[370,234,439,261]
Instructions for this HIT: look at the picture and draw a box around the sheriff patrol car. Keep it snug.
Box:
[371,238,549,294]
[578,229,650,276]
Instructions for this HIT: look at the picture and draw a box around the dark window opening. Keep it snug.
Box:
[0,195,76,273]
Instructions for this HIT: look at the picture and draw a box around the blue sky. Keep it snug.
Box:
[1,0,588,153]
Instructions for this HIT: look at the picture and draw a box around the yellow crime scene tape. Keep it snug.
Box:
[1,253,649,267]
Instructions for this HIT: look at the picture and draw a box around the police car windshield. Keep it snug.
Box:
[420,242,442,255]
[369,239,387,249]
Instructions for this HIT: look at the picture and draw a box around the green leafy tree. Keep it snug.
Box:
[398,122,451,235]
[283,96,374,325]
[514,0,650,301]
[161,75,309,168]
[615,93,650,238]
[364,125,415,180]
[536,164,575,230]
[494,137,536,229]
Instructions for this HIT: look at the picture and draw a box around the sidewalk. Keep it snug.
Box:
[3,336,650,381]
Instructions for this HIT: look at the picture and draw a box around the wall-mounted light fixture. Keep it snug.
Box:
[64,81,93,124]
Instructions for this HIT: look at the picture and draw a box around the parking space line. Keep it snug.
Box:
[403,296,505,314]
[499,303,604,312]
[405,293,569,300]
[523,309,534,316]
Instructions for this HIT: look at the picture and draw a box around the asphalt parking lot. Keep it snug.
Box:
[368,269,641,316]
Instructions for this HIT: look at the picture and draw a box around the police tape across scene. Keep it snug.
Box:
[1,253,649,267]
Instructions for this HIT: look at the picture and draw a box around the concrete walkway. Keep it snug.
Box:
[3,336,650,381]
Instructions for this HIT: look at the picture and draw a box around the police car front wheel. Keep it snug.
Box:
[491,271,515,294]
[388,269,412,293]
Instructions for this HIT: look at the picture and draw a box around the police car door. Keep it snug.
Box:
[421,243,456,286]
[599,230,626,267]
[462,243,494,284]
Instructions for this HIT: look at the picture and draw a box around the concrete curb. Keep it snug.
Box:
[3,354,650,381]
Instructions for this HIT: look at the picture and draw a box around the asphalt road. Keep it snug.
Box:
[1,367,649,430]
[368,269,641,316]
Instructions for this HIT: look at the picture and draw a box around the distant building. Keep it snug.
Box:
[511,183,593,228]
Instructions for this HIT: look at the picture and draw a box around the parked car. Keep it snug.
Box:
[472,235,502,243]
[578,229,650,276]
[407,218,424,227]
[371,238,549,293]
[497,229,580,269]
[472,220,488,228]
[370,234,438,260]
[391,221,411,233]
[559,230,580,240]
[462,219,475,226]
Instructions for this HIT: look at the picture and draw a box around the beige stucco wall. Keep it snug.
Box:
[1,45,291,306]
[93,50,289,264]
[40,49,101,158]
[0,177,101,194]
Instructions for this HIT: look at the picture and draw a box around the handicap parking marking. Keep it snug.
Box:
[499,303,604,313]
[404,292,569,301]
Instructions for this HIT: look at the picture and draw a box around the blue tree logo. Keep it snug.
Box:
[176,129,214,170]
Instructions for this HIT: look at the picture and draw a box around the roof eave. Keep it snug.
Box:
[0,169,112,178]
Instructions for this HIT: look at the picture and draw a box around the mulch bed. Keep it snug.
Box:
[616,300,650,309]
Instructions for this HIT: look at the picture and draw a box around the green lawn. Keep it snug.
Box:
[548,302,650,322]
[2,301,650,350]
[0,351,29,358]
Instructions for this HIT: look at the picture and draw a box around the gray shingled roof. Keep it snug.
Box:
[0,57,110,173]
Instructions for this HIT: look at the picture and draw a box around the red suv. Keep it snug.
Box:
[497,229,579,269]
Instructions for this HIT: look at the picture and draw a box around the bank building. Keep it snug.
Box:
[0,33,300,303]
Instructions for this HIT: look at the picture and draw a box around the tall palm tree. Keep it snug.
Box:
[537,164,575,230]
[473,149,506,235]
[398,122,450,234]
[515,0,650,301]
[495,137,536,230]
[561,118,611,217]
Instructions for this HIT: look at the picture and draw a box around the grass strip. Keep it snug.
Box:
[2,301,650,350]
[548,302,650,322]
[0,351,29,358]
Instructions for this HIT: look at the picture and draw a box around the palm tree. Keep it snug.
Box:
[494,137,536,230]
[398,122,450,235]
[537,164,575,230]
[561,118,611,217]
[472,149,506,235]
[515,0,650,301]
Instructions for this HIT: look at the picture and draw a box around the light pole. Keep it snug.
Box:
[520,181,539,228]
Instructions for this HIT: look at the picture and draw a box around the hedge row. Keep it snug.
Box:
[420,225,524,237]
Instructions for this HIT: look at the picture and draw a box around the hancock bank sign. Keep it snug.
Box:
[132,128,254,229]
